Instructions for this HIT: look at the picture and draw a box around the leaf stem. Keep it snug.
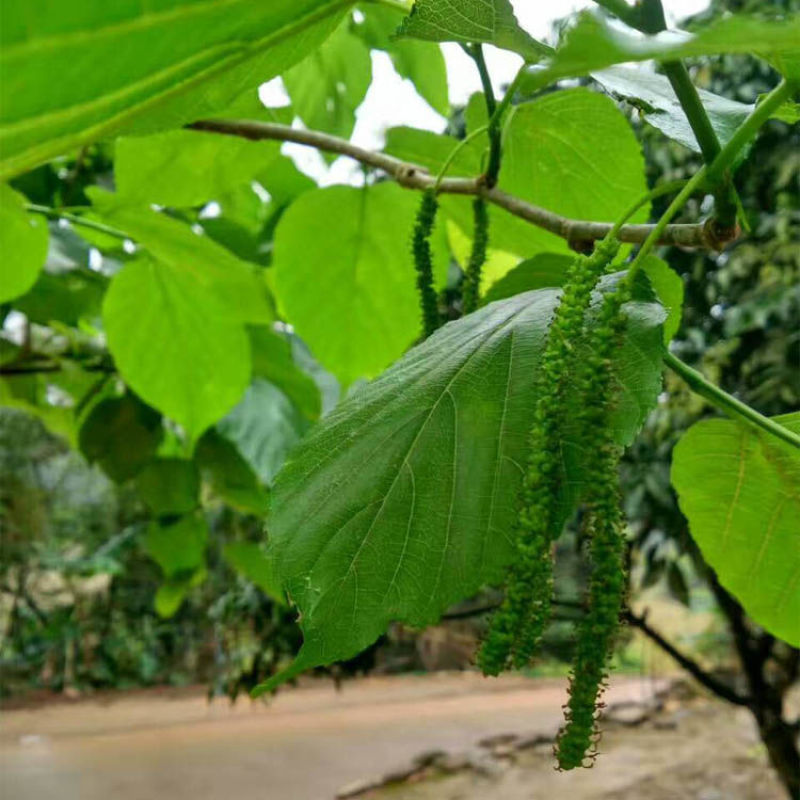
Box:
[609,179,690,238]
[663,352,800,450]
[434,125,488,191]
[25,204,129,240]
[592,0,737,227]
[466,44,502,187]
[626,79,792,281]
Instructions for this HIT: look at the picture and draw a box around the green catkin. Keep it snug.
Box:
[412,189,440,338]
[555,280,630,771]
[477,236,620,677]
[462,197,489,314]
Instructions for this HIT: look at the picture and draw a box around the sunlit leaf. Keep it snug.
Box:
[272,182,449,384]
[0,185,49,303]
[0,0,350,179]
[672,414,800,646]
[102,254,251,440]
[397,0,550,62]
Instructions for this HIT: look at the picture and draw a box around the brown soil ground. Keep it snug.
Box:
[0,672,785,800]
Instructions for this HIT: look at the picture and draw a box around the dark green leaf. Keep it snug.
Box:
[144,514,208,578]
[397,0,550,63]
[256,284,666,691]
[195,430,270,515]
[79,394,163,482]
[592,65,753,151]
[520,12,800,94]
[249,326,321,421]
[641,256,683,344]
[217,379,310,485]
[223,542,284,603]
[136,458,200,517]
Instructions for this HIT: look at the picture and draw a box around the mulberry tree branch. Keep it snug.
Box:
[187,119,730,250]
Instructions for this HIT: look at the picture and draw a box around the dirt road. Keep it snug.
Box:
[0,673,781,800]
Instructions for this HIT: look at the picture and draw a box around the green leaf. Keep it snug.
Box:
[383,126,483,178]
[0,185,49,303]
[354,7,448,116]
[217,379,310,485]
[672,414,800,646]
[283,22,372,141]
[249,326,321,421]
[641,256,683,345]
[136,458,200,517]
[92,197,274,325]
[14,269,106,327]
[195,430,270,515]
[145,514,208,578]
[115,129,281,208]
[520,12,800,94]
[102,254,251,440]
[79,393,163,482]
[154,579,191,618]
[256,284,666,692]
[592,65,754,152]
[397,0,550,63]
[272,182,449,384]
[0,0,350,179]
[452,88,650,260]
[482,253,574,304]
[223,542,285,603]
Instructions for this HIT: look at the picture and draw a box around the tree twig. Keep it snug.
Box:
[187,119,728,249]
[623,606,751,707]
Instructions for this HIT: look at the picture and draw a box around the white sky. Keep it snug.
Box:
[264,0,711,185]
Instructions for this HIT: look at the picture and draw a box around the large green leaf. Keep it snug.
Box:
[397,0,550,63]
[0,185,49,303]
[446,88,650,260]
[195,430,270,514]
[115,129,281,208]
[592,65,753,152]
[249,326,321,422]
[145,514,208,578]
[102,254,251,440]
[0,0,351,179]
[136,458,200,517]
[521,12,800,94]
[217,379,310,486]
[672,414,800,646]
[272,182,448,384]
[482,253,574,304]
[79,393,163,482]
[284,21,372,141]
[91,197,274,325]
[255,284,666,692]
[223,542,285,603]
[354,7,448,116]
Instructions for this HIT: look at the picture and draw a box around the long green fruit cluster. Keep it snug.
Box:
[477,236,621,676]
[555,281,630,770]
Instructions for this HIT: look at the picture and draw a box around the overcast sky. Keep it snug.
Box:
[269,0,711,185]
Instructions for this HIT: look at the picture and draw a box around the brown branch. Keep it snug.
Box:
[624,606,751,707]
[188,119,731,250]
